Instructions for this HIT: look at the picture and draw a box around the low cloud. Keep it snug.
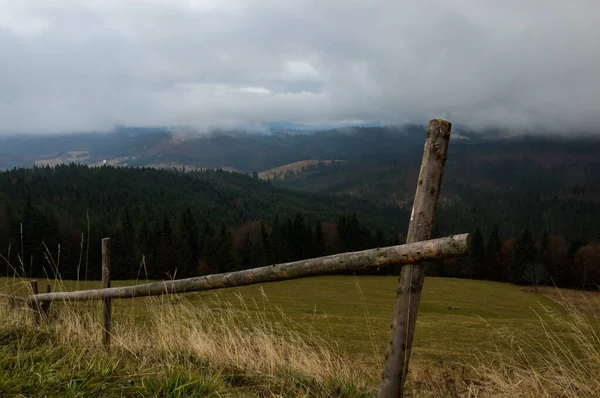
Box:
[0,0,598,135]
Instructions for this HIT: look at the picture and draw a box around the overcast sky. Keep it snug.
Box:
[0,0,598,135]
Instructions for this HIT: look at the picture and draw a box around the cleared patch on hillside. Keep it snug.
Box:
[258,159,345,180]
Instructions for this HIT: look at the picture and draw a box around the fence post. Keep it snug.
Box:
[29,280,40,327]
[42,284,52,320]
[102,238,112,352]
[378,119,452,397]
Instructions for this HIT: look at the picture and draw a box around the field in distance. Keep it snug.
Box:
[258,159,344,181]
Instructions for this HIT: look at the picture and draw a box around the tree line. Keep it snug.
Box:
[0,164,598,290]
[0,198,393,281]
[430,225,600,291]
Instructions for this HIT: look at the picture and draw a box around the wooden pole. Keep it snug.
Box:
[28,234,470,304]
[0,294,25,308]
[101,238,111,351]
[378,119,453,397]
[29,280,40,327]
[42,284,52,320]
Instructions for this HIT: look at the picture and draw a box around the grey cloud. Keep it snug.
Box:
[0,0,598,134]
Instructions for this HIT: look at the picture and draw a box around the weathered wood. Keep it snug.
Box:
[29,280,40,327]
[42,285,52,320]
[0,293,26,306]
[28,234,470,304]
[379,119,453,398]
[101,238,111,351]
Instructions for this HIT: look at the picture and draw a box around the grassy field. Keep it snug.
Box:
[1,275,598,397]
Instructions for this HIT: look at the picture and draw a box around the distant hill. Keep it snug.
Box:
[0,153,28,169]
[274,136,600,239]
[0,125,429,172]
[2,124,599,239]
[0,164,409,280]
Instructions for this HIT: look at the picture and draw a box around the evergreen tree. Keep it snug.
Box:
[259,221,271,265]
[485,224,502,280]
[374,229,387,248]
[155,214,176,279]
[240,232,254,268]
[112,208,135,279]
[214,223,236,273]
[313,221,325,257]
[470,227,485,279]
[136,218,154,278]
[176,204,199,278]
[291,213,309,260]
[270,215,288,263]
[513,228,537,286]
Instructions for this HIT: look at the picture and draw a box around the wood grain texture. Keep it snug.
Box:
[379,119,453,398]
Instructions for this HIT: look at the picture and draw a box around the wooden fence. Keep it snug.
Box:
[8,119,467,398]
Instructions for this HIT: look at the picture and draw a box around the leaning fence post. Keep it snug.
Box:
[101,238,112,351]
[378,119,452,397]
[29,280,40,327]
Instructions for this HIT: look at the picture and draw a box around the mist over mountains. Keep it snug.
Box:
[1,124,598,173]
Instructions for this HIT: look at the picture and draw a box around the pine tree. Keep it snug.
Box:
[136,218,154,278]
[470,227,485,279]
[313,221,325,257]
[513,228,537,286]
[485,224,502,280]
[112,208,135,279]
[177,204,199,278]
[240,232,253,268]
[215,223,236,273]
[374,229,386,248]
[155,214,175,279]
[259,221,271,265]
[291,213,309,260]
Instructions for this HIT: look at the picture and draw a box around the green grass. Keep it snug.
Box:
[2,275,598,397]
[1,276,562,373]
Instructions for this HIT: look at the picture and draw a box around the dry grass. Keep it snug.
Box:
[538,285,600,318]
[0,283,372,397]
[1,271,598,396]
[406,290,600,397]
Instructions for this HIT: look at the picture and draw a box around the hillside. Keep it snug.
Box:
[274,136,600,240]
[258,159,344,180]
[0,165,408,281]
[2,126,600,289]
[0,125,429,172]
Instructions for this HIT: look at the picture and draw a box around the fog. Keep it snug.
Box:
[1,0,598,135]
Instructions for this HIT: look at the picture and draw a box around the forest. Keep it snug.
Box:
[0,164,598,290]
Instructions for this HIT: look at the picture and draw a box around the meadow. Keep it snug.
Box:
[1,275,598,397]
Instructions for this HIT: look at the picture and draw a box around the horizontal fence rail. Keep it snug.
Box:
[27,233,470,305]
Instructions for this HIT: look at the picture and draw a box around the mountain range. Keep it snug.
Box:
[1,124,599,239]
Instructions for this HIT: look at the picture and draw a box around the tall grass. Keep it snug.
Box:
[406,290,600,397]
[470,292,600,397]
[0,278,372,397]
[0,234,598,396]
